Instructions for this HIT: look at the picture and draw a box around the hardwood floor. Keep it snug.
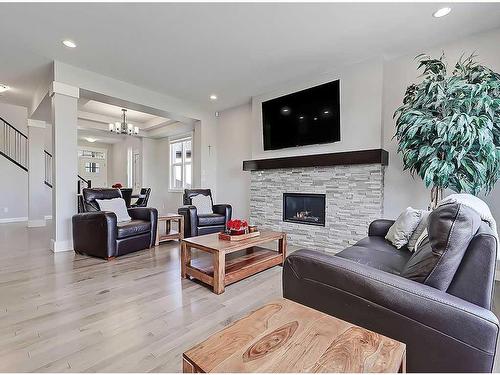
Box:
[1,221,499,372]
[0,222,284,372]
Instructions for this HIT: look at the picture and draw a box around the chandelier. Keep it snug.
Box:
[109,109,139,135]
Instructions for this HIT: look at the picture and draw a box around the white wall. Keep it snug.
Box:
[251,58,384,160]
[382,27,500,221]
[216,104,252,218]
[0,102,28,221]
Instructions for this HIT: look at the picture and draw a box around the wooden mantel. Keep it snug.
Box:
[242,149,389,171]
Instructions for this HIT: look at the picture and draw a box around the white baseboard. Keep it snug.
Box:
[51,239,73,253]
[44,215,52,220]
[0,217,28,224]
[28,219,46,227]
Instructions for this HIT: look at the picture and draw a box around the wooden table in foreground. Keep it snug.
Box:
[183,298,406,373]
[155,212,184,246]
[180,230,286,294]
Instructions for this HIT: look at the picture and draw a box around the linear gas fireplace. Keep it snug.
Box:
[283,193,326,226]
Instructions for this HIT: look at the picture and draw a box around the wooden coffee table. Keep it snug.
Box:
[183,298,406,373]
[180,231,286,294]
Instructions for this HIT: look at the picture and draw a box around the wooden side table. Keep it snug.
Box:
[156,213,184,246]
[183,298,406,373]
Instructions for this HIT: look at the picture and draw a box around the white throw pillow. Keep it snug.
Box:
[385,207,422,249]
[191,194,213,215]
[407,210,431,252]
[96,198,131,222]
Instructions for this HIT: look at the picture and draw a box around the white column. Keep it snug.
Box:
[50,82,79,253]
[27,119,47,227]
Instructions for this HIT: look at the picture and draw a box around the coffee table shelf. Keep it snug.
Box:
[181,231,287,294]
[190,247,283,286]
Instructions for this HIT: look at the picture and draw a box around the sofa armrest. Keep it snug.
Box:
[213,204,232,224]
[283,249,499,372]
[128,207,158,247]
[368,219,395,237]
[178,205,198,238]
[72,211,117,259]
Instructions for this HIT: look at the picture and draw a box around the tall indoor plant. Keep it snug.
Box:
[394,53,500,208]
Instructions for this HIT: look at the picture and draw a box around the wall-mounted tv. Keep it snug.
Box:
[262,80,340,151]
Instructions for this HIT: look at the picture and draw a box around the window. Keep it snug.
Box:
[84,162,100,173]
[78,150,105,159]
[170,136,192,190]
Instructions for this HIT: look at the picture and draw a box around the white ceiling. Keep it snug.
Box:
[1,3,500,111]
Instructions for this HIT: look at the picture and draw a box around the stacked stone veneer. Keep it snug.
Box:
[250,164,385,253]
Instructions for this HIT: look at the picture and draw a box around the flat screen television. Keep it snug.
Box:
[262,80,340,151]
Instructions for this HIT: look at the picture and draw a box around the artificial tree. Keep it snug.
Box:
[394,53,500,208]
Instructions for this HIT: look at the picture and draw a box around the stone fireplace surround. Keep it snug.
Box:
[247,150,386,253]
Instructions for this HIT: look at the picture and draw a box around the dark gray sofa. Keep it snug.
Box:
[283,202,499,373]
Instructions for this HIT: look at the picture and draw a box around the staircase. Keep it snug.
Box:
[0,116,28,171]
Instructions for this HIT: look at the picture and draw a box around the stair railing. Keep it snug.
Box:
[44,150,53,188]
[77,175,91,194]
[0,116,28,171]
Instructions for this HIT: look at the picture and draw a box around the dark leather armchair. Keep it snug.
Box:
[178,189,232,238]
[131,188,151,208]
[72,188,158,259]
[283,203,499,373]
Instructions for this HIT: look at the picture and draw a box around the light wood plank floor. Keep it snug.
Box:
[1,222,499,372]
[0,222,284,372]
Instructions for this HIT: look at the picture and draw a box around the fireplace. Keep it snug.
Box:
[283,193,326,226]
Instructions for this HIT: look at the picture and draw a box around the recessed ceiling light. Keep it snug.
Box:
[433,7,451,18]
[323,110,330,114]
[85,137,97,143]
[62,39,77,48]
[0,84,10,93]
[209,94,217,100]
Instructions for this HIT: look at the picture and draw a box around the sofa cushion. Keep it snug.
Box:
[354,236,408,254]
[400,202,481,290]
[336,244,412,275]
[198,213,225,227]
[117,220,151,239]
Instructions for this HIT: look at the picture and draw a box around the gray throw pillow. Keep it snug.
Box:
[407,210,431,252]
[385,207,422,249]
[192,194,213,215]
[96,198,131,222]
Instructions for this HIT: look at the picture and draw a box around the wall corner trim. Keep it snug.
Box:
[49,81,80,99]
[51,239,73,253]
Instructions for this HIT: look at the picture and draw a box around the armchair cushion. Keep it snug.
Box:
[198,213,225,226]
[117,220,151,239]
